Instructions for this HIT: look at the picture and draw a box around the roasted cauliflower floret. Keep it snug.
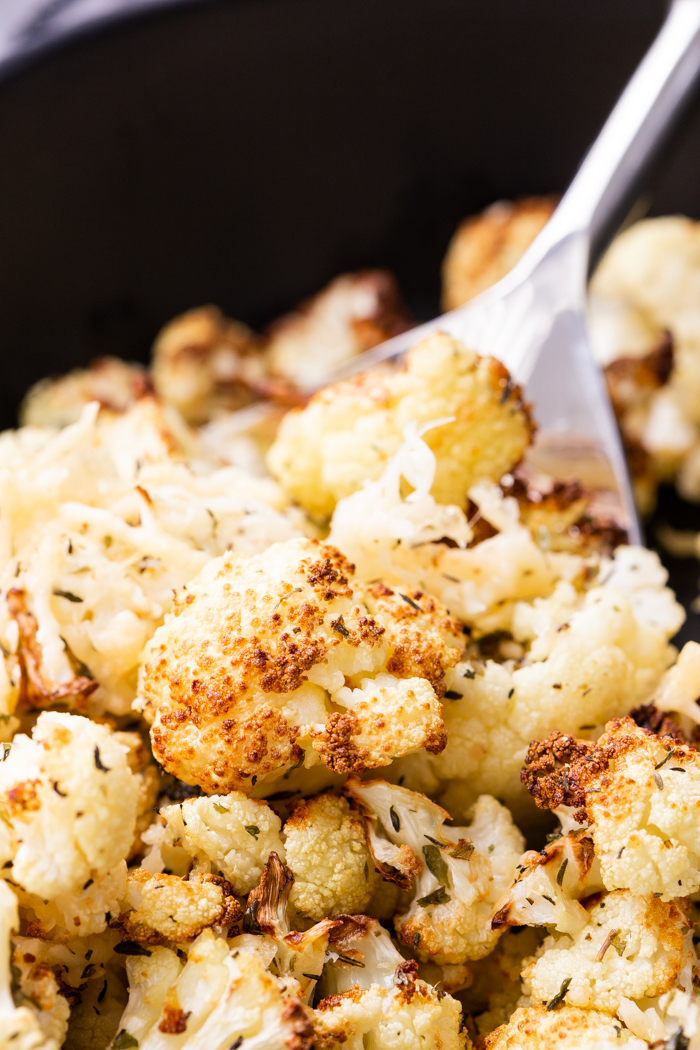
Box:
[522,717,700,900]
[138,538,461,793]
[484,1004,647,1050]
[120,868,242,945]
[20,356,150,429]
[0,712,138,899]
[268,331,533,520]
[112,929,314,1050]
[151,305,265,424]
[157,792,286,894]
[15,861,127,940]
[282,793,375,922]
[521,889,691,1013]
[0,880,70,1050]
[442,197,557,310]
[491,831,604,936]
[346,776,523,963]
[264,270,412,391]
[313,915,468,1050]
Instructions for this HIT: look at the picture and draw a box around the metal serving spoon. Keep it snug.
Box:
[300,0,700,544]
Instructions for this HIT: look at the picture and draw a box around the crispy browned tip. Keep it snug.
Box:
[280,998,316,1050]
[605,330,674,413]
[245,851,294,936]
[520,730,601,813]
[629,704,689,743]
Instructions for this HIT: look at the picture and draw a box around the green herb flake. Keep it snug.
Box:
[212,803,230,814]
[389,806,400,832]
[417,887,451,908]
[245,825,260,839]
[113,1032,139,1049]
[556,858,568,886]
[546,977,571,1011]
[450,839,475,860]
[53,588,83,603]
[423,844,449,885]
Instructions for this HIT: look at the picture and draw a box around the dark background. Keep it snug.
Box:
[1,0,699,637]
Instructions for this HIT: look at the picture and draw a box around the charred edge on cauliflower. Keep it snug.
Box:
[7,588,98,709]
[245,851,294,936]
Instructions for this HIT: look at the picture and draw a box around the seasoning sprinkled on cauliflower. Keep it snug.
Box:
[484,1004,647,1050]
[522,889,691,1013]
[120,868,242,945]
[16,861,127,940]
[283,793,375,921]
[155,791,286,894]
[0,712,138,899]
[138,538,461,793]
[314,914,469,1050]
[491,831,603,935]
[112,929,314,1050]
[345,776,523,963]
[268,331,533,520]
[522,717,700,899]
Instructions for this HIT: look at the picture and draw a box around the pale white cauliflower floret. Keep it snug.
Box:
[15,862,127,940]
[398,546,682,819]
[138,538,462,794]
[0,712,138,900]
[268,331,533,520]
[157,792,286,895]
[112,929,314,1050]
[282,793,375,921]
[346,776,523,963]
[0,880,70,1050]
[521,889,691,1014]
[314,915,467,1050]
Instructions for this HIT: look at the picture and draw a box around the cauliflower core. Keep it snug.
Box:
[268,331,533,519]
[523,717,700,900]
[138,538,461,793]
[0,712,138,900]
[346,776,523,963]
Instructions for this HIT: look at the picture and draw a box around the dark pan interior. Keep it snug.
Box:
[0,0,699,638]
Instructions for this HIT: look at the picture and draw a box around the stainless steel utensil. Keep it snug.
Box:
[312,0,700,543]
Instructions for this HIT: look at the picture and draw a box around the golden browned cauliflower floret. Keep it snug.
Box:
[0,712,138,901]
[267,332,534,520]
[264,270,412,391]
[282,793,375,922]
[521,889,691,1014]
[20,356,151,429]
[152,791,286,895]
[346,776,523,964]
[112,928,315,1050]
[137,538,462,794]
[151,305,266,424]
[442,197,557,311]
[120,868,241,944]
[313,914,469,1050]
[522,717,700,900]
[484,1004,647,1050]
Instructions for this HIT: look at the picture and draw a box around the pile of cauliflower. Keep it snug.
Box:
[4,224,700,1050]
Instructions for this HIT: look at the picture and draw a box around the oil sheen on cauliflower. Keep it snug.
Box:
[521,889,690,1013]
[112,929,314,1050]
[283,793,375,921]
[346,776,523,963]
[268,331,533,520]
[137,538,462,793]
[522,717,700,900]
[313,914,468,1050]
[0,712,138,900]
